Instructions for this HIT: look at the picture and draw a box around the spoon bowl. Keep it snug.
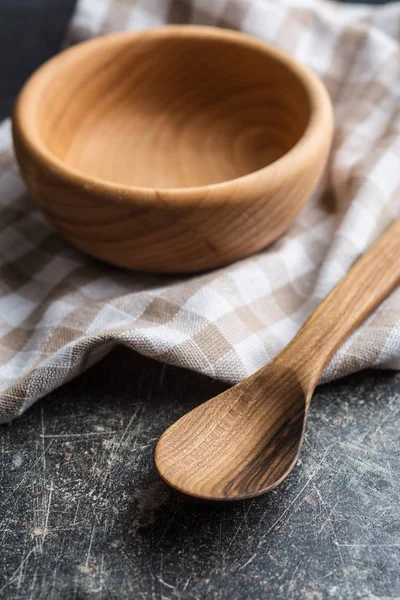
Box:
[156,364,307,500]
[13,26,333,273]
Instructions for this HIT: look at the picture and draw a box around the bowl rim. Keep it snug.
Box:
[13,25,333,207]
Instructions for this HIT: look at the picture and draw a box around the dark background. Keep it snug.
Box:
[0,1,399,599]
[0,0,76,120]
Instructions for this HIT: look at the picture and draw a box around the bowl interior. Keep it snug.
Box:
[36,32,311,189]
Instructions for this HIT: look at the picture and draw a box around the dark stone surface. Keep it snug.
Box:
[0,0,399,598]
[0,348,399,599]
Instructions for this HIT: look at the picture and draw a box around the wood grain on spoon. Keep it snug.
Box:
[155,219,400,500]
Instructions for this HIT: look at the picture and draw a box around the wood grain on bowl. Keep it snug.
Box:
[13,26,333,273]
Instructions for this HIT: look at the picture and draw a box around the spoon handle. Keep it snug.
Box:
[275,218,400,391]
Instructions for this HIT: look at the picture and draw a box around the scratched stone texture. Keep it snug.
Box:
[0,1,399,598]
[0,347,399,599]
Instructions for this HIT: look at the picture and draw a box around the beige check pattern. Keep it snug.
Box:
[0,0,400,422]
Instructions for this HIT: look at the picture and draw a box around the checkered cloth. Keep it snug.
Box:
[0,0,399,423]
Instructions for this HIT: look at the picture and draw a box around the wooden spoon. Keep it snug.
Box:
[155,219,400,501]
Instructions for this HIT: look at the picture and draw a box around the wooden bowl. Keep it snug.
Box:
[13,26,333,273]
